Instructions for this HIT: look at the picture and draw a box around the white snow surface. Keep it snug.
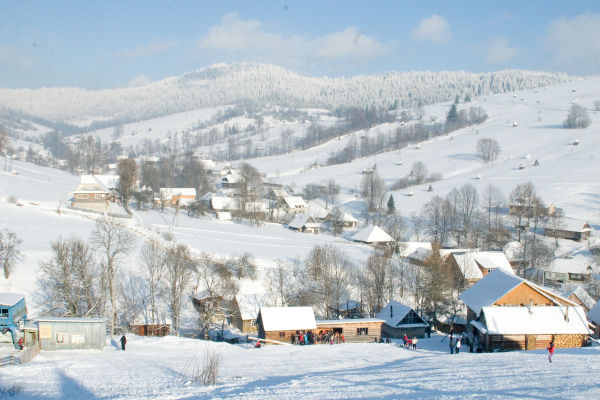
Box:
[481,305,591,335]
[1,334,600,399]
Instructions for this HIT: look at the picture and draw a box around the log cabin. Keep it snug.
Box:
[257,307,316,343]
[315,318,384,343]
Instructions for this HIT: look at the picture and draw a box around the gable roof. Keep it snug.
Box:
[376,300,429,328]
[351,225,394,244]
[398,242,432,261]
[480,305,591,335]
[451,251,514,280]
[74,175,111,194]
[259,307,316,331]
[288,214,320,229]
[460,269,577,316]
[235,293,266,321]
[545,219,592,233]
[588,301,600,325]
[549,255,592,274]
[0,293,25,307]
[282,196,307,209]
[210,196,237,211]
[307,201,329,219]
[567,286,596,310]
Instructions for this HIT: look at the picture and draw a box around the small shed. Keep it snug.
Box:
[257,307,316,343]
[231,293,266,333]
[316,318,384,342]
[543,221,592,242]
[130,324,170,337]
[351,225,394,246]
[376,301,430,338]
[36,318,106,350]
[288,214,320,234]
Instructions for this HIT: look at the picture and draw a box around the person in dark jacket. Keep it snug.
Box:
[120,335,127,351]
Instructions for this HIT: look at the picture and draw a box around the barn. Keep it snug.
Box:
[36,318,106,350]
[257,307,316,343]
[376,300,430,339]
[460,269,591,352]
[543,220,592,242]
[316,318,384,343]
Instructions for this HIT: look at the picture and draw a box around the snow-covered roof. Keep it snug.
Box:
[567,286,596,310]
[460,268,577,316]
[210,196,237,211]
[282,196,307,209]
[545,219,592,233]
[307,201,329,219]
[452,251,514,280]
[159,188,197,197]
[503,241,524,262]
[398,242,432,261]
[340,212,358,223]
[460,269,527,315]
[549,255,592,274]
[259,307,316,331]
[376,300,428,328]
[351,225,394,244]
[75,175,111,193]
[0,293,25,307]
[35,317,106,323]
[481,306,591,335]
[235,293,266,321]
[587,301,600,325]
[288,214,320,229]
[93,175,120,190]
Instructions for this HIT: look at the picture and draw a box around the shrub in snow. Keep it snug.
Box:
[563,104,591,129]
[0,383,23,398]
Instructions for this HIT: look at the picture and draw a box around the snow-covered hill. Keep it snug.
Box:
[0,63,571,124]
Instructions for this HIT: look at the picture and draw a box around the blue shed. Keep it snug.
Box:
[0,292,27,348]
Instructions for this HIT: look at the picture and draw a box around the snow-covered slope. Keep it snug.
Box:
[0,63,571,123]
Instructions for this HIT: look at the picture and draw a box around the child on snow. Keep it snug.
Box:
[547,340,555,363]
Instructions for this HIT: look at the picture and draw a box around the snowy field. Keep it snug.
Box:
[1,334,599,399]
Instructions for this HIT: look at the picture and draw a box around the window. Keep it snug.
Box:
[250,319,257,327]
[0,308,8,318]
[357,327,368,335]
[56,332,67,343]
[76,193,89,199]
[94,193,104,199]
[279,331,285,338]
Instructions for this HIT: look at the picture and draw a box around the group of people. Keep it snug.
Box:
[449,336,462,354]
[291,329,345,345]
[402,334,418,349]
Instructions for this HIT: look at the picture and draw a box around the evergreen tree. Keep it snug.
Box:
[387,195,395,214]
[446,103,459,132]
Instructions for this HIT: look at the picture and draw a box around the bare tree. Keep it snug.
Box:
[476,138,501,164]
[410,161,429,185]
[0,128,8,158]
[237,163,264,219]
[563,103,591,128]
[162,244,195,336]
[264,260,292,307]
[139,240,166,324]
[323,179,340,209]
[360,251,395,316]
[117,158,138,206]
[0,230,22,279]
[361,169,386,221]
[422,196,451,244]
[117,270,145,330]
[91,217,136,334]
[482,185,507,250]
[38,238,101,317]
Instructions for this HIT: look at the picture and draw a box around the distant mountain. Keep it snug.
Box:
[0,62,570,124]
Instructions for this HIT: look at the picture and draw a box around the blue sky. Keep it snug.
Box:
[1,0,599,89]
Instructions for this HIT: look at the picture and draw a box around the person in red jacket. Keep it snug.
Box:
[17,336,24,350]
[547,340,555,363]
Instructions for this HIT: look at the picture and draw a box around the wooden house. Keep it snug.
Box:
[288,214,320,234]
[231,294,266,333]
[257,307,316,343]
[280,196,308,215]
[130,324,170,337]
[460,269,590,352]
[315,319,384,343]
[376,301,430,339]
[445,250,515,288]
[72,175,111,209]
[221,170,241,188]
[397,242,433,265]
[545,256,592,285]
[351,225,394,247]
[325,211,358,228]
[544,221,592,242]
[566,286,595,313]
[36,318,106,350]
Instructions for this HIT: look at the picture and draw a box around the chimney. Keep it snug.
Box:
[564,306,569,322]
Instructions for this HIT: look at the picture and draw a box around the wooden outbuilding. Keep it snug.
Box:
[257,307,316,343]
[351,225,395,247]
[130,324,170,337]
[315,319,384,343]
[543,221,592,242]
[231,293,266,333]
[36,318,106,350]
[376,301,430,339]
[444,250,515,288]
[460,269,591,352]
[288,214,320,234]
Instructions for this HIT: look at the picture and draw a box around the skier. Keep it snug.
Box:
[449,338,455,354]
[547,340,555,363]
[120,334,127,351]
[455,338,461,354]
